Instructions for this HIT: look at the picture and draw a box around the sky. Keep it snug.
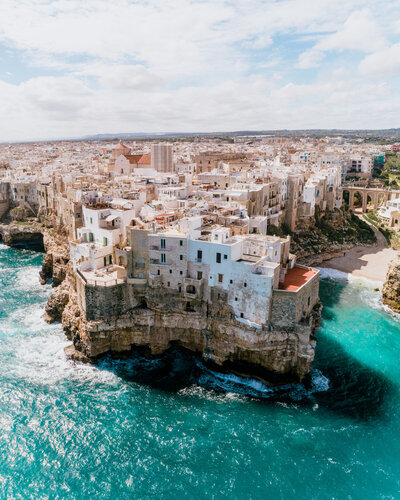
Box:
[0,0,399,141]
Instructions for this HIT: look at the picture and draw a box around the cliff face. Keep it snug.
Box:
[61,275,322,385]
[274,209,376,266]
[383,260,400,313]
[0,221,44,249]
[39,225,70,287]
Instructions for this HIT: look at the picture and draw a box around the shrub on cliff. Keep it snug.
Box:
[9,206,29,222]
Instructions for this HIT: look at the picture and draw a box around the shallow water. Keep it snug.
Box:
[1,245,400,499]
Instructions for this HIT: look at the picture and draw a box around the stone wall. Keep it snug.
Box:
[64,272,322,384]
[270,271,320,328]
[0,200,8,220]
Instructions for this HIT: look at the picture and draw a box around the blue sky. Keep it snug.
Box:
[0,0,399,141]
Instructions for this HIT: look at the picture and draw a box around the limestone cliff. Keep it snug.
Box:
[0,220,44,249]
[39,224,70,287]
[61,274,322,385]
[0,214,71,323]
[383,260,400,313]
[271,209,377,266]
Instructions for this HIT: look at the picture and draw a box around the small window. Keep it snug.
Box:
[167,281,170,287]
[197,249,202,261]
[157,269,160,275]
[235,297,238,301]
[308,297,311,306]
[197,271,203,280]
[169,269,172,274]
[180,240,183,246]
[180,255,183,261]
[240,313,244,318]
[103,256,107,267]
[230,279,233,284]
[216,253,221,263]
[161,238,166,249]
[161,253,166,263]
[180,271,183,275]
[178,286,182,293]
[218,274,223,283]
[244,282,247,287]
[109,256,112,265]
[224,254,227,259]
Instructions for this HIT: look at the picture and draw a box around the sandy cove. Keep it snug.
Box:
[319,219,399,283]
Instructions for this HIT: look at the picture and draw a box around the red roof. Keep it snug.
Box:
[138,154,151,165]
[278,266,317,291]
[125,154,144,164]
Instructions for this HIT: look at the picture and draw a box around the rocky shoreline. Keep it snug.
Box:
[383,261,400,313]
[2,209,399,384]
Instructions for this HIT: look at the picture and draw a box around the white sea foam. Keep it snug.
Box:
[317,267,350,281]
[14,265,49,294]
[317,266,383,289]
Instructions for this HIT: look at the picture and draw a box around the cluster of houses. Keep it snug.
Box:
[0,136,395,326]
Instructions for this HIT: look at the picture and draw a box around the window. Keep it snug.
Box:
[103,256,107,267]
[230,279,233,284]
[197,249,202,261]
[103,237,108,247]
[167,281,170,287]
[180,255,183,261]
[218,274,223,284]
[224,254,227,260]
[161,238,166,249]
[197,271,203,280]
[89,233,94,242]
[90,217,93,224]
[178,286,182,293]
[161,253,166,263]
[109,255,112,265]
[235,297,238,301]
[308,297,311,306]
[180,271,183,275]
[169,269,172,274]
[216,253,221,263]
[157,269,160,275]
[240,313,244,318]
[180,240,183,246]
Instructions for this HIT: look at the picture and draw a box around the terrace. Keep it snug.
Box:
[278,266,318,292]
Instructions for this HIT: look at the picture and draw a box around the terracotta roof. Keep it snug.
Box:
[138,154,151,165]
[124,154,145,164]
[278,266,317,291]
[113,140,130,151]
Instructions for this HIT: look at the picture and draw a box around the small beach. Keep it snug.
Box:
[320,222,399,282]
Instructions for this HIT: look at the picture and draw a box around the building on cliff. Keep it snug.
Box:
[68,214,321,384]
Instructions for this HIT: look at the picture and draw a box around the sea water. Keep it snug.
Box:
[1,244,400,499]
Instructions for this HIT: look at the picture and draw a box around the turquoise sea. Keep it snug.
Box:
[1,244,400,499]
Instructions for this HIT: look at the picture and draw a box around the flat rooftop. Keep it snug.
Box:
[278,266,318,291]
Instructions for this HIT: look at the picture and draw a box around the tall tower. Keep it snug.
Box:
[151,143,173,172]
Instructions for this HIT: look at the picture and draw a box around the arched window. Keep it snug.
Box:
[186,285,196,294]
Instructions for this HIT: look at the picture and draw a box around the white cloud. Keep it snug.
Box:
[359,43,400,77]
[297,9,387,68]
[0,0,399,140]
